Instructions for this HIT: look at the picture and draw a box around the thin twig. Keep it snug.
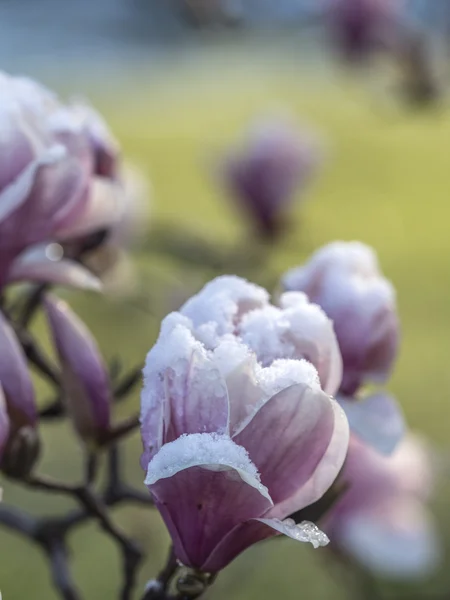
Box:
[46,539,82,600]
[16,328,60,386]
[19,283,48,328]
[19,456,145,600]
[114,366,143,401]
[39,397,65,420]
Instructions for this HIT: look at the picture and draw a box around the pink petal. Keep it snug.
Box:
[8,245,102,290]
[163,349,229,443]
[224,354,265,436]
[202,516,329,572]
[336,498,441,578]
[0,311,36,426]
[1,152,88,250]
[56,178,125,240]
[140,320,230,467]
[270,398,349,518]
[338,393,404,455]
[44,295,111,440]
[0,145,65,224]
[233,383,337,508]
[145,433,273,569]
[0,385,10,461]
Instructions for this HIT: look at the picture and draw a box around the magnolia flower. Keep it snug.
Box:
[140,281,349,572]
[283,241,399,395]
[44,295,111,445]
[222,118,322,239]
[324,434,440,578]
[0,71,125,291]
[327,0,404,62]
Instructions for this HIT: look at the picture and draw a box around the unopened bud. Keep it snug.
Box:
[44,295,111,445]
[2,425,40,478]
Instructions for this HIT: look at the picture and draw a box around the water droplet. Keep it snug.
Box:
[45,243,64,262]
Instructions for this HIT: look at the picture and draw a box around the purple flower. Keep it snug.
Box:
[140,278,349,572]
[283,241,399,395]
[324,434,440,578]
[44,295,111,444]
[327,0,402,62]
[222,118,322,239]
[0,72,125,290]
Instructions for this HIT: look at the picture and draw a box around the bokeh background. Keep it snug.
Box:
[1,1,450,598]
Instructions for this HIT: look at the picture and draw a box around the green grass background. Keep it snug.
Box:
[1,45,450,599]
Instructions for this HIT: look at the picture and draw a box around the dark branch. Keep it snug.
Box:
[19,283,48,328]
[46,539,82,600]
[114,366,143,401]
[16,328,60,387]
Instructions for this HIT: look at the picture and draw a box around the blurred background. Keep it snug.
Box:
[2,0,450,598]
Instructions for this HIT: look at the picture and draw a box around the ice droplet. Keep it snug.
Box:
[281,519,330,548]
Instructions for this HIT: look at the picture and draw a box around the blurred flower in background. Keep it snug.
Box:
[326,0,405,63]
[324,433,441,578]
[221,117,323,240]
[283,241,399,396]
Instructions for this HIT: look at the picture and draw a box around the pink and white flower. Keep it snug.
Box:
[283,241,399,396]
[140,276,349,572]
[325,433,440,578]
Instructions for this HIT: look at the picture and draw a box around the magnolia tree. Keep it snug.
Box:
[0,71,442,600]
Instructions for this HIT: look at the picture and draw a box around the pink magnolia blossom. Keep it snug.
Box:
[283,241,399,395]
[0,71,126,291]
[222,118,322,239]
[140,277,349,572]
[325,434,440,577]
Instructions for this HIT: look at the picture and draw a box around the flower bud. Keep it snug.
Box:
[0,311,37,429]
[2,425,40,479]
[222,117,322,239]
[44,295,111,445]
[327,0,403,63]
[283,241,399,395]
